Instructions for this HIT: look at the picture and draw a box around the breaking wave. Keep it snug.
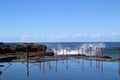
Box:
[52,43,105,56]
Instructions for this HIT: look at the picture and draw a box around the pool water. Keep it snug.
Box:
[0,59,120,80]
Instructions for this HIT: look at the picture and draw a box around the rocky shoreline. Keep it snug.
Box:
[0,42,47,53]
[0,42,54,62]
[0,42,120,62]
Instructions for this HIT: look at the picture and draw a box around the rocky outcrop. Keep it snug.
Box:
[0,42,47,54]
[96,56,112,59]
[0,56,16,62]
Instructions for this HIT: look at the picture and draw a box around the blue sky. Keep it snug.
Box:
[0,0,120,42]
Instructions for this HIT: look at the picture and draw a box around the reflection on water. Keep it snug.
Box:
[0,58,120,80]
[118,61,120,79]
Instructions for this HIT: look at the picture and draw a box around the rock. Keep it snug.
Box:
[104,56,112,59]
[0,47,3,53]
[0,56,16,62]
[96,56,112,59]
[45,52,54,56]
[0,43,47,54]
[0,42,3,45]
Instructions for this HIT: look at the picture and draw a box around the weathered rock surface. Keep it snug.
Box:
[0,56,16,62]
[0,42,47,53]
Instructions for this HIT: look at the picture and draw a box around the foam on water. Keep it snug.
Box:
[52,43,105,56]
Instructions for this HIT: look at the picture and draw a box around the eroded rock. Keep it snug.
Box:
[0,43,47,53]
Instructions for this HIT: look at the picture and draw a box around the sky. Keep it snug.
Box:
[0,0,120,42]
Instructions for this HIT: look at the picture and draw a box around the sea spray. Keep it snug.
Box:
[52,43,106,56]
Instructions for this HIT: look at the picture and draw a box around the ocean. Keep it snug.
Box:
[43,42,120,58]
[0,42,120,80]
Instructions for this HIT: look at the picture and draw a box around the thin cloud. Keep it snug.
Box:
[110,33,120,38]
[21,35,32,42]
[20,33,120,42]
[90,34,103,39]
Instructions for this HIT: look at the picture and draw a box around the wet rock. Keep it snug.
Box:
[0,43,47,54]
[0,47,3,53]
[104,56,112,59]
[96,56,112,59]
[45,52,54,56]
[0,56,16,62]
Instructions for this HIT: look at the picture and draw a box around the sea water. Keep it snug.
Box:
[0,42,120,80]
[44,42,120,58]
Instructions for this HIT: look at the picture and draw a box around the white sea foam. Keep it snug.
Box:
[52,43,105,56]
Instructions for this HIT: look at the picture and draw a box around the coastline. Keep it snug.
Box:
[0,42,120,62]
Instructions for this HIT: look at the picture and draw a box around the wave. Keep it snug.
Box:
[51,43,105,56]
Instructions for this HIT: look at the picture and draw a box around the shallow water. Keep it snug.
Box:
[0,59,120,80]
